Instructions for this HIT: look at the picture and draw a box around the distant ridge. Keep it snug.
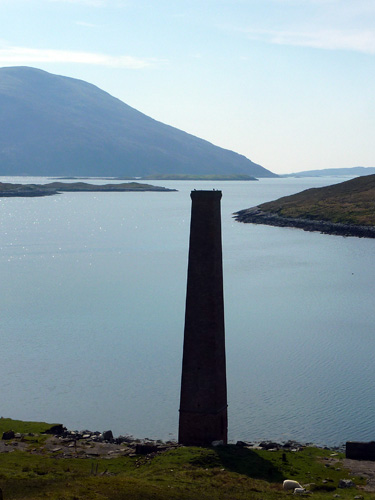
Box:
[284,166,375,177]
[0,66,276,178]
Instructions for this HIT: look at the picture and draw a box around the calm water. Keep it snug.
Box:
[1,176,374,446]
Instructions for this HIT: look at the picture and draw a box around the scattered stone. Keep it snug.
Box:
[338,479,356,488]
[212,440,223,447]
[259,441,280,450]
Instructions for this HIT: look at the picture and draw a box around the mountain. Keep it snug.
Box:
[234,174,375,238]
[284,167,375,177]
[0,66,276,178]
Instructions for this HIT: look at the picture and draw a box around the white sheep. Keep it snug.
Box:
[293,487,306,495]
[283,479,303,492]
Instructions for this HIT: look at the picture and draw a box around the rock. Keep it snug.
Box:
[102,430,114,442]
[338,479,355,488]
[259,441,280,450]
[115,435,134,444]
[2,430,15,440]
[211,440,224,447]
[44,424,66,435]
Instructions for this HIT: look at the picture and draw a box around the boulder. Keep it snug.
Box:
[102,430,114,442]
[2,430,15,440]
[44,424,66,436]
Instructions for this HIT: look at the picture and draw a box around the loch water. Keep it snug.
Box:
[1,176,374,446]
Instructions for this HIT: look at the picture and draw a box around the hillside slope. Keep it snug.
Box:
[0,66,276,178]
[235,175,375,238]
[285,167,375,177]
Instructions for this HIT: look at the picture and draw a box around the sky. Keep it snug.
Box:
[0,0,374,174]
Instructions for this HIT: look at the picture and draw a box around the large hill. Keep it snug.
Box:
[0,66,275,178]
[235,174,375,238]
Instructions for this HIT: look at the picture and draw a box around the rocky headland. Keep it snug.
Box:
[234,174,375,238]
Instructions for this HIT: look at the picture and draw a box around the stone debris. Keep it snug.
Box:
[338,479,356,488]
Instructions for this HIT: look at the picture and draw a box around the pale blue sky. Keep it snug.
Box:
[1,0,374,174]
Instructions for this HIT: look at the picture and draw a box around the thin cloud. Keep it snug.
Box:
[0,46,161,68]
[240,27,375,54]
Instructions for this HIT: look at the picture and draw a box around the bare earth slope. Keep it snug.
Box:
[234,175,375,238]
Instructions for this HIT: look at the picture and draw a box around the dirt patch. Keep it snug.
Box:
[343,458,375,492]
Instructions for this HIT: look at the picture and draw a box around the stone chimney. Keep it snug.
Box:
[179,190,228,446]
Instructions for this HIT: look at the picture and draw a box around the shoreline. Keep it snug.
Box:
[1,420,346,453]
[234,207,375,239]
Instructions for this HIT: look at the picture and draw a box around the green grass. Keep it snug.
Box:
[0,418,58,436]
[0,419,371,499]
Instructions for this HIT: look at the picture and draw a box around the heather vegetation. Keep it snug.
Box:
[259,174,375,226]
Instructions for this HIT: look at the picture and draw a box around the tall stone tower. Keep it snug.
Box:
[179,190,228,446]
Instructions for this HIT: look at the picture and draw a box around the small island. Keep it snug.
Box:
[0,181,177,197]
[234,174,375,238]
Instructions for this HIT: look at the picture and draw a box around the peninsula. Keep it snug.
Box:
[0,181,176,197]
[234,174,375,238]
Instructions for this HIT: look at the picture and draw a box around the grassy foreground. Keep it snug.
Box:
[0,419,371,499]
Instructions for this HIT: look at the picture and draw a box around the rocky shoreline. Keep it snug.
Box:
[1,424,345,457]
[234,207,375,239]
